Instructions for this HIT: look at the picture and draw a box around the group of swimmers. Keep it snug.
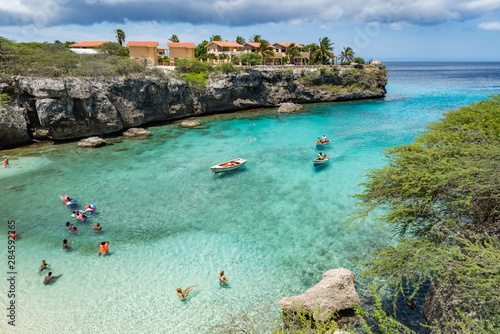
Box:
[176,271,229,300]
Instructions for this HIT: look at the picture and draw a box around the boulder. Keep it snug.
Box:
[180,119,202,128]
[278,102,303,113]
[279,268,361,321]
[0,105,31,148]
[78,136,106,148]
[122,127,151,137]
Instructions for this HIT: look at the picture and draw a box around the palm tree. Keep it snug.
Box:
[312,37,334,65]
[339,47,355,63]
[285,43,301,64]
[114,29,126,46]
[249,35,262,43]
[236,36,245,45]
[258,39,274,64]
[169,35,179,43]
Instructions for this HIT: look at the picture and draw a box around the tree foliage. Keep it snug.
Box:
[96,42,129,57]
[349,95,500,333]
[114,28,126,46]
[340,46,355,63]
[195,40,208,59]
[169,34,179,43]
[240,52,261,65]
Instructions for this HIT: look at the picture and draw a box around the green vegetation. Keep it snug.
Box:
[240,52,262,65]
[215,62,241,74]
[0,93,11,106]
[114,29,126,46]
[348,95,500,333]
[258,39,275,63]
[174,58,214,86]
[311,37,334,65]
[169,34,179,43]
[0,36,158,77]
[340,47,355,63]
[236,36,245,45]
[352,57,365,64]
[194,40,208,59]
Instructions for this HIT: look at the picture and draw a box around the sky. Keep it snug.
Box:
[1,0,500,61]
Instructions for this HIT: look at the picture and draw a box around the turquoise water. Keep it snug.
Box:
[1,62,500,333]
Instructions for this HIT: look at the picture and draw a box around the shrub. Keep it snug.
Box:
[240,52,262,66]
[215,62,241,74]
[175,58,213,74]
[352,57,365,64]
[181,71,209,87]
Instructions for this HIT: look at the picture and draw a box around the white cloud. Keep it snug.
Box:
[389,21,413,31]
[478,21,500,31]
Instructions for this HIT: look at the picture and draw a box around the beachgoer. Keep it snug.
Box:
[176,285,196,299]
[44,272,53,284]
[98,241,109,256]
[72,227,77,233]
[321,134,327,143]
[9,230,23,240]
[317,152,325,160]
[76,213,87,222]
[39,260,50,273]
[91,223,102,231]
[62,239,73,250]
[62,194,75,203]
[3,156,9,166]
[218,271,228,285]
[65,222,72,231]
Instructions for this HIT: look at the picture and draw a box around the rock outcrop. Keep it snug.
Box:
[78,136,106,148]
[0,67,387,148]
[180,120,202,128]
[279,268,361,324]
[122,127,151,137]
[278,102,303,113]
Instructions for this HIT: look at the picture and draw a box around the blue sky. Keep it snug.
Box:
[1,0,500,61]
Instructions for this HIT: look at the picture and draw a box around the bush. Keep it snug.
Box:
[174,58,213,74]
[240,52,261,66]
[340,61,350,65]
[181,71,209,87]
[215,62,241,74]
[95,42,129,57]
[352,57,365,64]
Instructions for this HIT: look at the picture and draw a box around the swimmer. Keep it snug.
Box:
[62,194,75,203]
[39,260,50,273]
[3,156,9,166]
[65,222,73,231]
[176,285,196,299]
[72,226,77,233]
[218,271,228,285]
[43,272,62,285]
[9,230,23,240]
[75,213,87,222]
[62,239,73,250]
[98,241,110,256]
[90,223,102,231]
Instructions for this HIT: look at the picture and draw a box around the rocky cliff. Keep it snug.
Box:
[0,67,387,148]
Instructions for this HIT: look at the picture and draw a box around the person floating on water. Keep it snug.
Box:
[317,152,326,160]
[90,223,102,232]
[62,239,73,251]
[9,230,23,240]
[176,285,196,299]
[72,226,77,233]
[218,271,228,285]
[75,213,87,222]
[62,194,75,204]
[43,272,62,285]
[98,241,110,256]
[3,156,9,167]
[65,222,72,231]
[39,260,50,273]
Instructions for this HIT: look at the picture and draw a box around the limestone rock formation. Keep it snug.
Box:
[180,120,202,128]
[279,268,361,321]
[278,102,303,113]
[78,136,106,148]
[0,105,30,148]
[122,128,151,137]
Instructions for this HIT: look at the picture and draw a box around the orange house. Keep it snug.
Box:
[127,41,159,66]
[167,42,195,60]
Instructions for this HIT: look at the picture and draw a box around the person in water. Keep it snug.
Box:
[3,156,9,166]
[176,285,196,299]
[98,241,109,256]
[43,272,62,285]
[76,213,87,222]
[39,260,50,273]
[72,226,77,233]
[218,271,228,285]
[91,223,102,231]
[62,194,75,203]
[62,239,73,250]
[9,230,23,240]
[65,222,73,231]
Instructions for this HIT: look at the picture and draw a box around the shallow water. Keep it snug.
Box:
[1,62,500,333]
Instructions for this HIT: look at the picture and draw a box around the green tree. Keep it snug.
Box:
[210,35,222,42]
[339,46,355,63]
[169,34,179,43]
[96,42,129,57]
[249,34,262,43]
[285,43,301,64]
[311,37,334,65]
[240,52,261,65]
[258,39,274,64]
[352,56,365,64]
[114,29,126,46]
[236,36,245,45]
[348,95,500,333]
[194,40,208,59]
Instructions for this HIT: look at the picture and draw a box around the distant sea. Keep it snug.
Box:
[1,62,499,333]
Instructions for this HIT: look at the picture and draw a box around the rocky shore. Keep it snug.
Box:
[0,66,387,148]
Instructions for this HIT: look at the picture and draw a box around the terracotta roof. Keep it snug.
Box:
[167,42,195,48]
[206,41,244,48]
[274,42,303,48]
[158,47,168,50]
[69,41,111,48]
[244,42,260,48]
[126,41,158,47]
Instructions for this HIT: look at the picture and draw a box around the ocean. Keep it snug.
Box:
[1,62,499,333]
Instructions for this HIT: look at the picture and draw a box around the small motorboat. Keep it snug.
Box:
[316,139,332,147]
[211,158,247,173]
[313,157,330,166]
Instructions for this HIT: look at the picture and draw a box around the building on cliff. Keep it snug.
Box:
[167,42,196,64]
[69,41,111,54]
[127,41,159,66]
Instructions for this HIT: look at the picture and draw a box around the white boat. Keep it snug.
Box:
[313,157,330,166]
[211,158,247,173]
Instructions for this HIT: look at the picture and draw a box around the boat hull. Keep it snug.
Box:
[316,139,331,147]
[313,157,330,166]
[211,158,247,173]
